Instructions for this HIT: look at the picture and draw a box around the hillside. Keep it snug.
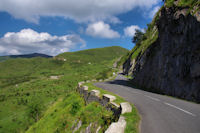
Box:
[0,46,128,133]
[57,46,128,64]
[122,0,200,102]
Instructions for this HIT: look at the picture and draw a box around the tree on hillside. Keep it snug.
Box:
[27,97,44,122]
[132,29,146,46]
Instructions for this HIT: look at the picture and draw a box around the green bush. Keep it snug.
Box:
[132,29,146,46]
[70,101,81,115]
[165,0,198,7]
[0,95,6,102]
[96,68,114,80]
[27,97,44,122]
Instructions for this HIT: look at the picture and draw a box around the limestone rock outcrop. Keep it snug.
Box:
[123,5,200,102]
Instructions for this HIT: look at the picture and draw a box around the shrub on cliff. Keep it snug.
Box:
[132,29,146,46]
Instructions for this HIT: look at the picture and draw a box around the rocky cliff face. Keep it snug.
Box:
[123,5,200,102]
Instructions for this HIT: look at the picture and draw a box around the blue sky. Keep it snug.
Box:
[0,0,163,56]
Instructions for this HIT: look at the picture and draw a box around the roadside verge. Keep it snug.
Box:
[78,81,140,133]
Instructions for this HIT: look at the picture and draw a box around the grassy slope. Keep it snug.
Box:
[57,46,128,64]
[26,93,113,133]
[0,56,10,62]
[165,0,199,7]
[0,46,128,133]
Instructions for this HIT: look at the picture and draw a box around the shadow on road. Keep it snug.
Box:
[106,79,137,88]
[106,77,164,95]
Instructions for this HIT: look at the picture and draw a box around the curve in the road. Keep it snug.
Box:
[94,74,200,133]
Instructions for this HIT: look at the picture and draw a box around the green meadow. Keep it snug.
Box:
[0,46,128,133]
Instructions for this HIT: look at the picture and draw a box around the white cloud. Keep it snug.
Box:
[124,25,144,37]
[149,6,160,18]
[0,29,86,56]
[0,0,159,23]
[86,21,120,39]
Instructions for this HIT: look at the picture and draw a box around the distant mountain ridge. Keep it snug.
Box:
[0,53,52,61]
[9,53,53,58]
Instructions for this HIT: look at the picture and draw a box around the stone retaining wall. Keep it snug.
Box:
[77,81,132,133]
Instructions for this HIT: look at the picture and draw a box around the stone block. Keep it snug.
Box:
[103,94,116,102]
[91,90,100,97]
[87,94,100,103]
[82,86,88,91]
[78,82,83,88]
[110,102,120,108]
[105,116,126,133]
[120,102,132,114]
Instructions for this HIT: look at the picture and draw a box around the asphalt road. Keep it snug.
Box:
[94,74,200,133]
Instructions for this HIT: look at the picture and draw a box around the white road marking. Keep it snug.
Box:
[144,95,160,101]
[164,102,196,117]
